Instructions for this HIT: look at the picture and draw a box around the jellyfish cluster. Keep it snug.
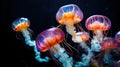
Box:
[12,4,120,67]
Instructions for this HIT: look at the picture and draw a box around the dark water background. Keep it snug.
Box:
[1,0,120,67]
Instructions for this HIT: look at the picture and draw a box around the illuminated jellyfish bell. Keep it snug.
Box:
[12,17,30,32]
[74,32,90,43]
[56,4,83,25]
[36,27,65,52]
[115,31,120,43]
[101,37,118,51]
[85,15,111,31]
[56,4,84,42]
[85,15,111,41]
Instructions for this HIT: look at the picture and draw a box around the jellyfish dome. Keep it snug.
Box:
[115,31,120,43]
[101,37,118,51]
[74,32,90,43]
[12,17,30,32]
[85,15,111,31]
[56,4,83,25]
[36,27,65,52]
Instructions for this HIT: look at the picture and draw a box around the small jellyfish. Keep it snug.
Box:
[56,4,84,43]
[115,31,120,43]
[74,32,90,43]
[12,17,49,62]
[85,15,111,52]
[74,32,94,67]
[101,37,118,64]
[12,17,30,32]
[36,27,73,67]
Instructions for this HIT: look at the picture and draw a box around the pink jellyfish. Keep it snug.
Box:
[85,15,111,42]
[85,15,111,41]
[85,15,111,52]
[101,37,118,64]
[36,27,73,67]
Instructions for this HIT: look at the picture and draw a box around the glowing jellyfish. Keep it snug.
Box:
[36,27,73,67]
[12,17,49,62]
[115,31,120,43]
[56,4,84,43]
[75,32,95,67]
[85,15,111,52]
[85,15,111,41]
[101,37,118,64]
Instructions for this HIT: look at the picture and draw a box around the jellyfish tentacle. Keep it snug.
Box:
[50,44,73,67]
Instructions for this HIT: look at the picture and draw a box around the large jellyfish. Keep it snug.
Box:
[56,4,94,67]
[12,17,49,62]
[56,4,84,43]
[101,37,118,65]
[35,27,73,67]
[85,15,111,52]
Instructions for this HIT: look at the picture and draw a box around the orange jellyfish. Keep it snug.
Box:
[36,27,73,67]
[101,37,118,64]
[12,17,32,45]
[12,17,49,62]
[85,15,111,52]
[56,4,84,43]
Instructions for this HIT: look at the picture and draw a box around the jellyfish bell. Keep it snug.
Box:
[115,31,120,43]
[36,27,65,52]
[72,32,90,43]
[56,4,83,26]
[11,17,34,40]
[12,17,30,32]
[101,37,118,51]
[85,15,111,31]
[85,15,111,44]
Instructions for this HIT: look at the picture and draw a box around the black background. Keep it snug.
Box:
[1,0,120,67]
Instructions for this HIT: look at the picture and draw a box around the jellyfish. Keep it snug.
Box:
[115,31,120,51]
[101,37,118,65]
[115,31,120,43]
[85,15,111,52]
[12,17,49,62]
[56,4,84,43]
[74,32,95,67]
[36,27,73,67]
